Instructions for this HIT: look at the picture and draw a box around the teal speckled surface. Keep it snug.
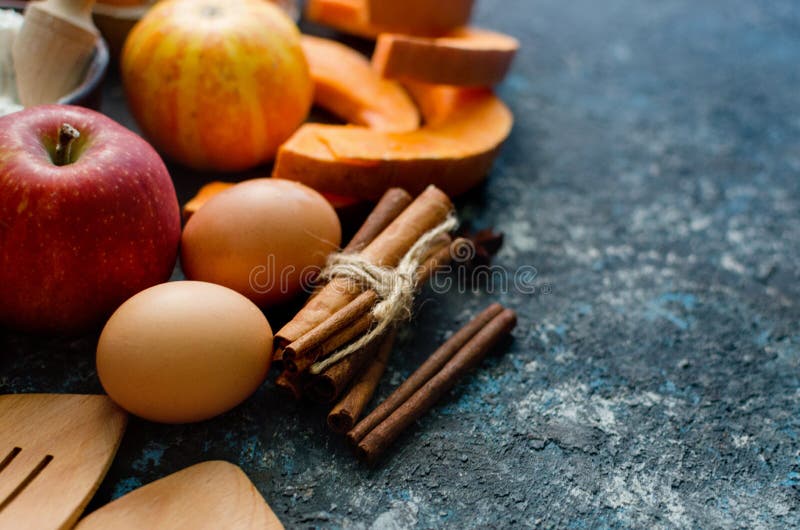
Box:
[2,0,800,527]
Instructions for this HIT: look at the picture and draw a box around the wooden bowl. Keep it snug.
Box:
[1,0,109,110]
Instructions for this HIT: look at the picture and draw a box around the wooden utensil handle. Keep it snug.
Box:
[35,0,98,33]
[49,0,97,14]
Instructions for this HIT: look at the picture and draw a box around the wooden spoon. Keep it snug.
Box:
[75,461,284,530]
[0,394,127,530]
[12,0,99,106]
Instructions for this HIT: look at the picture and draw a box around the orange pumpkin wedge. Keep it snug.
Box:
[305,0,378,38]
[301,35,420,133]
[182,181,359,222]
[273,88,513,199]
[182,182,234,222]
[373,28,520,86]
[365,0,474,35]
[305,0,472,38]
[402,81,487,126]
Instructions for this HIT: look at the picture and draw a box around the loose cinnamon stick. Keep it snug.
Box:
[304,236,459,402]
[275,188,415,350]
[328,328,397,433]
[275,185,453,349]
[354,307,517,464]
[347,302,504,444]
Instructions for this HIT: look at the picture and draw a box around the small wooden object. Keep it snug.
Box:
[75,461,284,530]
[13,0,100,106]
[0,394,127,530]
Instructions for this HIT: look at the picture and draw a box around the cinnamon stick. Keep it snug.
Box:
[273,347,285,368]
[305,335,377,403]
[287,313,373,373]
[347,302,504,444]
[282,290,378,370]
[345,188,415,254]
[354,307,517,464]
[328,328,397,433]
[275,370,308,400]
[287,234,459,373]
[275,185,453,349]
[272,188,411,367]
[303,236,458,401]
[275,188,415,350]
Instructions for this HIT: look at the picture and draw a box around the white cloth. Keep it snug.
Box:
[0,10,23,116]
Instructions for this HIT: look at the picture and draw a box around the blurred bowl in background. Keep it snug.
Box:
[1,0,109,110]
[93,1,152,60]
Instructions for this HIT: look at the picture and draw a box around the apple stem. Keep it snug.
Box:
[55,123,80,166]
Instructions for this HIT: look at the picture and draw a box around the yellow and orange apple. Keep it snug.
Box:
[121,0,312,172]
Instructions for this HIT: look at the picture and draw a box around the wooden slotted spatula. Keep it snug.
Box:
[75,461,284,530]
[12,0,99,106]
[0,394,127,530]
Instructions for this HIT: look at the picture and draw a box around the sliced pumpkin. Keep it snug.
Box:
[305,0,378,39]
[305,0,472,38]
[273,88,513,199]
[301,35,420,133]
[365,0,474,35]
[372,28,520,86]
[182,182,234,222]
[403,81,487,126]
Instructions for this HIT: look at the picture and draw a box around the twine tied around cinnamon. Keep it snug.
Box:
[309,213,459,374]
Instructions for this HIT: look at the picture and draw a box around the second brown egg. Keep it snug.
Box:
[181,178,342,306]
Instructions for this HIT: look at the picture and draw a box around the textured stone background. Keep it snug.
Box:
[2,0,800,528]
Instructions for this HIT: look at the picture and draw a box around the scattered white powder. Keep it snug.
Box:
[0,10,23,116]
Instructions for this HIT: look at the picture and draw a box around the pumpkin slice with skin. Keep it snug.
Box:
[301,35,420,133]
[305,0,472,38]
[403,81,488,126]
[365,0,474,35]
[182,182,235,222]
[273,88,513,199]
[373,28,520,87]
[305,0,378,39]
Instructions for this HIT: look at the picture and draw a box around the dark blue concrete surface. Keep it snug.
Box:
[2,0,799,527]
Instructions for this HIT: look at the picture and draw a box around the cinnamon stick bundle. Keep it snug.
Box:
[275,185,454,357]
[273,187,413,366]
[328,328,397,433]
[305,237,462,403]
[282,291,377,372]
[284,232,457,374]
[351,305,517,464]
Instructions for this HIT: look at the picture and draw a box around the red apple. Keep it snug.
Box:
[0,105,181,333]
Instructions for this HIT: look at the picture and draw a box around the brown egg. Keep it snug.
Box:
[96,281,273,423]
[181,178,342,306]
